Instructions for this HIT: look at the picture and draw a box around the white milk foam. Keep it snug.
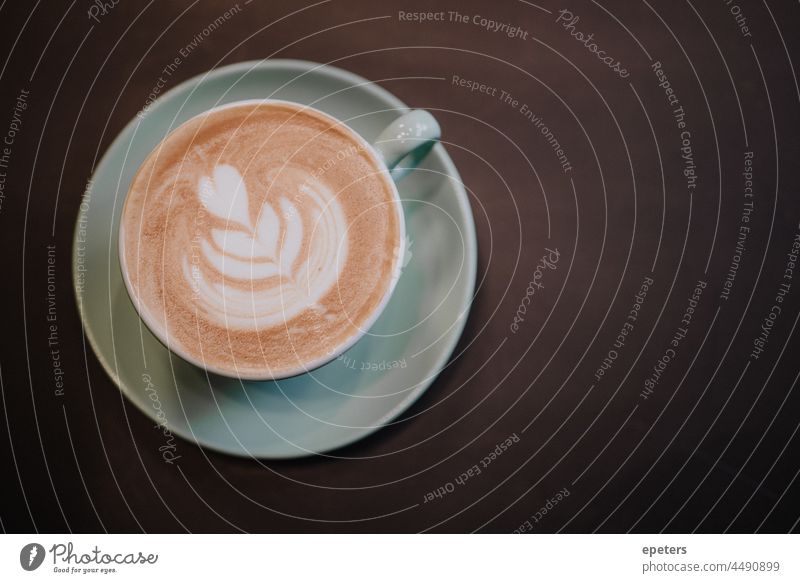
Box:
[182,163,349,329]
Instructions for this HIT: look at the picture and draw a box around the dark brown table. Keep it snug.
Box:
[1,0,799,532]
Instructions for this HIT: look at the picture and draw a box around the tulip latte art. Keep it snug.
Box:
[190,163,348,329]
[121,102,402,377]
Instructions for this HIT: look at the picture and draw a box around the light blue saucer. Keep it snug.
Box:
[72,59,477,458]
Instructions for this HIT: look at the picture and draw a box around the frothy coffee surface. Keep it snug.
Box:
[121,102,401,377]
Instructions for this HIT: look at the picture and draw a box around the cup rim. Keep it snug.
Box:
[118,98,407,381]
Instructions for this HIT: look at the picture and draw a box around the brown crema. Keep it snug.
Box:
[120,101,401,378]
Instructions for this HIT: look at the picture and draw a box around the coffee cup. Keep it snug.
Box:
[119,99,439,380]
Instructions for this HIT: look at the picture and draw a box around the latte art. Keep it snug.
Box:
[120,101,403,378]
[184,163,349,329]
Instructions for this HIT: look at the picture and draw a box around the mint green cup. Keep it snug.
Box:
[118,99,441,380]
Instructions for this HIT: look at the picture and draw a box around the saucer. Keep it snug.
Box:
[72,59,477,458]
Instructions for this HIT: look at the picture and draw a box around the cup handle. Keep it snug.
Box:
[372,110,441,181]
